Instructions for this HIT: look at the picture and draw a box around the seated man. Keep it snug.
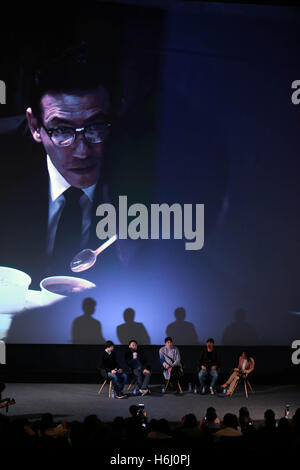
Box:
[159,336,183,390]
[221,351,255,396]
[125,339,151,395]
[198,338,219,395]
[100,340,127,398]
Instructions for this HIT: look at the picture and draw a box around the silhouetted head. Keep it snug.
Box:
[278,417,290,433]
[156,419,170,435]
[174,307,186,321]
[82,297,96,315]
[239,407,250,419]
[124,308,135,322]
[182,413,197,428]
[83,414,102,434]
[241,351,251,361]
[206,407,217,423]
[27,43,114,189]
[239,407,252,428]
[292,408,300,430]
[235,308,246,323]
[129,405,139,417]
[165,337,173,348]
[264,409,276,427]
[223,413,239,430]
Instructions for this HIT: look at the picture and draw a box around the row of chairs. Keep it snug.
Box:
[97,373,253,398]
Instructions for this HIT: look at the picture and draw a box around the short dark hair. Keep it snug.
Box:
[164,337,173,344]
[206,407,217,422]
[223,413,239,429]
[129,339,137,346]
[206,338,215,344]
[29,42,117,120]
[82,297,96,309]
[105,340,114,348]
[129,405,139,416]
[239,407,250,418]
[183,414,197,428]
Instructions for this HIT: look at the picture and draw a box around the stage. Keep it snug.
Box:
[2,383,300,425]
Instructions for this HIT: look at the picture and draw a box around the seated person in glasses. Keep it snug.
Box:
[221,351,255,396]
[159,337,183,387]
[125,340,151,395]
[101,340,127,398]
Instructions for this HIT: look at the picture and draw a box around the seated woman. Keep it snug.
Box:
[221,351,255,396]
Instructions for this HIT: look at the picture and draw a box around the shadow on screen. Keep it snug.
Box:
[166,307,199,345]
[117,308,151,345]
[221,308,259,345]
[72,297,106,345]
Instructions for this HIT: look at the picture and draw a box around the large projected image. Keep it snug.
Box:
[0,3,299,345]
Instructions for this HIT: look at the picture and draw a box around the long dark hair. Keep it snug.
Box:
[242,350,251,361]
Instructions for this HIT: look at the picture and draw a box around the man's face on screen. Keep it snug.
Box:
[27,85,110,188]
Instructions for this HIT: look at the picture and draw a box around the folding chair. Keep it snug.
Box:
[127,377,138,392]
[229,373,254,399]
[97,368,113,397]
[164,378,183,394]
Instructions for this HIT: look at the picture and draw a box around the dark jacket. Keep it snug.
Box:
[125,347,151,372]
[199,348,219,369]
[101,350,120,373]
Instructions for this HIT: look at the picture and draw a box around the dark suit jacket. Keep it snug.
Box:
[0,117,120,288]
[101,350,120,373]
[199,349,219,370]
[124,347,151,372]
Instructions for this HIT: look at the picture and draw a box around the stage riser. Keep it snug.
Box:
[1,345,299,383]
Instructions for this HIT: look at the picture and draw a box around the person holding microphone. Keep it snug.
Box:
[125,340,151,395]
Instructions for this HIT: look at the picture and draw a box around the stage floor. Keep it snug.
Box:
[2,383,300,424]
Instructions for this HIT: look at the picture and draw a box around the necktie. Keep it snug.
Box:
[52,187,83,270]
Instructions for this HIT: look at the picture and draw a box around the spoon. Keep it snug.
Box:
[70,234,118,273]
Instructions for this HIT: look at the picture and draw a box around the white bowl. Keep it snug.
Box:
[0,266,32,314]
[40,275,96,304]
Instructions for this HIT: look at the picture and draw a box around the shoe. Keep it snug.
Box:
[116,393,126,399]
[140,389,149,396]
[201,386,206,395]
[210,387,215,395]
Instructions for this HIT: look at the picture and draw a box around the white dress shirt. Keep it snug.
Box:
[46,155,96,255]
